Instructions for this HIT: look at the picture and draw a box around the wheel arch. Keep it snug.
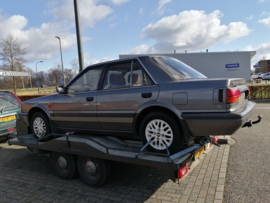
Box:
[27,105,51,124]
[27,105,56,133]
[134,102,184,138]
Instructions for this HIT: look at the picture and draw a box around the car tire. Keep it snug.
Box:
[140,111,184,154]
[30,112,51,138]
[51,152,77,180]
[77,156,110,187]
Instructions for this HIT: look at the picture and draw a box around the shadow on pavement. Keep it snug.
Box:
[0,145,169,202]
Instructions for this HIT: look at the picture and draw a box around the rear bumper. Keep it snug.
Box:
[182,101,256,136]
[0,121,16,137]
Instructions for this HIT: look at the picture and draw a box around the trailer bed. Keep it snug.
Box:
[8,133,213,187]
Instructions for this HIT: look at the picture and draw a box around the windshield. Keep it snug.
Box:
[152,56,207,80]
[0,92,20,109]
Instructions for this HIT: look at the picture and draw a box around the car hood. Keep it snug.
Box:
[22,94,58,105]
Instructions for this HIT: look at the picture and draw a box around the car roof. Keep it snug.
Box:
[84,55,170,69]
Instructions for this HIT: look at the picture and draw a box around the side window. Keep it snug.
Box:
[67,66,103,93]
[128,62,154,87]
[102,61,154,90]
[102,62,130,90]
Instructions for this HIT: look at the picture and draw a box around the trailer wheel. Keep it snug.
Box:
[140,111,184,154]
[51,152,77,180]
[77,156,110,187]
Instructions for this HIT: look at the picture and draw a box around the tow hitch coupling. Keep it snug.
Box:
[242,115,262,128]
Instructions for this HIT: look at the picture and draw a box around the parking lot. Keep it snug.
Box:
[0,139,229,203]
[1,102,267,203]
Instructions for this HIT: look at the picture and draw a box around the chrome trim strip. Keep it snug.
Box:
[0,112,17,118]
[99,84,158,92]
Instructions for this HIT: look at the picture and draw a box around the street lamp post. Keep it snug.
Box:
[55,36,65,86]
[35,61,43,94]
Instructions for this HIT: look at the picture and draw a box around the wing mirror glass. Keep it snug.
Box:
[56,85,65,94]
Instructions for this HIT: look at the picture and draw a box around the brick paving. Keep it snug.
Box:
[0,141,229,203]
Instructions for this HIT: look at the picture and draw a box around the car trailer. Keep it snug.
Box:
[8,133,219,187]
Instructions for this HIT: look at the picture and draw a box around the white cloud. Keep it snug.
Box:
[109,0,130,5]
[69,54,114,67]
[50,0,112,28]
[0,13,90,63]
[0,0,116,64]
[259,17,270,27]
[258,0,269,3]
[86,57,114,66]
[157,0,172,14]
[129,10,251,54]
[244,43,270,64]
[139,7,146,15]
[246,15,254,20]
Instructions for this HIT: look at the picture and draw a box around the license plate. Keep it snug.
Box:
[0,115,16,122]
[195,146,204,160]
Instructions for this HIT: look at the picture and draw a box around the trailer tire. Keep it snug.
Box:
[140,111,184,154]
[51,152,77,180]
[77,156,109,187]
[30,112,51,138]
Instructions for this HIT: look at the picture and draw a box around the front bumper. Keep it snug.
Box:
[182,101,256,136]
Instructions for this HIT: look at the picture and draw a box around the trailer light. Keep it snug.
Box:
[227,88,241,103]
[8,128,14,131]
[178,165,188,179]
[213,136,218,143]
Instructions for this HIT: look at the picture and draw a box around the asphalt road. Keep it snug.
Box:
[224,102,270,203]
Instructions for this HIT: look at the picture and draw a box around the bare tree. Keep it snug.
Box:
[64,69,74,84]
[0,33,27,94]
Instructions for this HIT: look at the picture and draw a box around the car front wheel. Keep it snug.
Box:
[30,112,51,138]
[140,112,184,154]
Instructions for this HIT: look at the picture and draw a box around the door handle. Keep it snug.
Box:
[86,97,94,101]
[141,93,152,98]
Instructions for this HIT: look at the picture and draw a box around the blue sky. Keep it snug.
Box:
[0,0,270,72]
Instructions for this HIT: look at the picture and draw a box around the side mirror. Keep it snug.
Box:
[56,85,65,94]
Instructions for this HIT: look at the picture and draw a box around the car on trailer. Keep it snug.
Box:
[18,56,256,154]
[0,91,21,143]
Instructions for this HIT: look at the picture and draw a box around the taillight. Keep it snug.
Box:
[10,92,22,105]
[213,136,218,143]
[227,88,241,103]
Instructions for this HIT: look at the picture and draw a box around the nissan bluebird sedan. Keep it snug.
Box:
[18,56,255,153]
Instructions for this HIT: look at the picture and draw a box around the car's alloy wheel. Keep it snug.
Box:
[145,119,173,150]
[31,112,51,138]
[140,111,184,154]
[33,117,46,138]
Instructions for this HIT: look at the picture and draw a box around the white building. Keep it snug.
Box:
[119,51,256,82]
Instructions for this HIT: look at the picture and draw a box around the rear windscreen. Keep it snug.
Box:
[152,56,207,80]
[0,93,20,109]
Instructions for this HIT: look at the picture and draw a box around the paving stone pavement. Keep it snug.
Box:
[0,141,229,203]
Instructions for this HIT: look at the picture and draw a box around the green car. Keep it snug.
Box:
[0,91,21,143]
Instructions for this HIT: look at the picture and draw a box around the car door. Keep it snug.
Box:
[97,60,159,132]
[51,66,104,131]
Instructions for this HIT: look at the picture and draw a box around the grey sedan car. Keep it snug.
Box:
[19,56,255,153]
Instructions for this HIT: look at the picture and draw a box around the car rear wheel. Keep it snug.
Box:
[30,112,51,138]
[140,111,184,154]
